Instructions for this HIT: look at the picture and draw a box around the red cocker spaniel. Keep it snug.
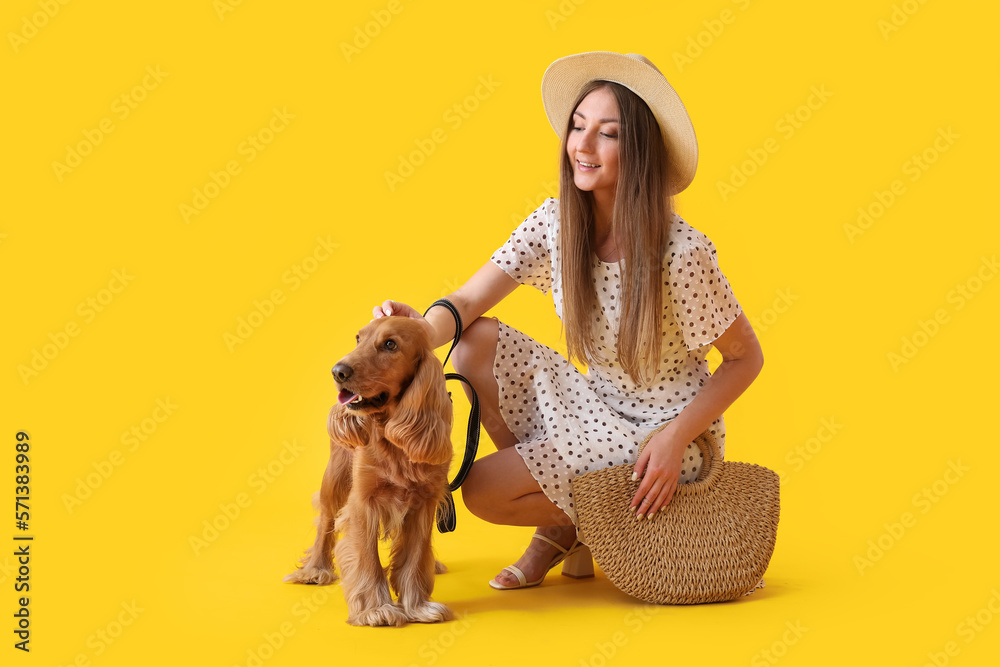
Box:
[284,316,454,627]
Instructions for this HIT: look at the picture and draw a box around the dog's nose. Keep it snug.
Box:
[332,362,353,383]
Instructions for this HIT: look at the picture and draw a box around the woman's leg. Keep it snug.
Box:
[452,317,580,586]
[450,317,518,450]
[463,447,579,586]
[461,447,573,527]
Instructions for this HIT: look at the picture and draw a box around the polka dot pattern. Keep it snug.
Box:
[488,198,742,525]
[489,198,554,294]
[667,230,741,352]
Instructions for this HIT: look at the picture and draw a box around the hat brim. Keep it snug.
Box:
[541,51,698,195]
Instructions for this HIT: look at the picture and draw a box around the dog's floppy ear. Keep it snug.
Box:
[384,349,453,466]
[328,404,369,450]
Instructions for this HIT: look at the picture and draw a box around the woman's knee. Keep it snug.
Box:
[459,462,495,522]
[451,317,498,378]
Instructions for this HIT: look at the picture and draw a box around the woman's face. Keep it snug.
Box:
[567,86,620,200]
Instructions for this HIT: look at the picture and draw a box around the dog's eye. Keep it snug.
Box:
[383,339,397,351]
[355,334,360,344]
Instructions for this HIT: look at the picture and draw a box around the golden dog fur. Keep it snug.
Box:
[284,317,454,627]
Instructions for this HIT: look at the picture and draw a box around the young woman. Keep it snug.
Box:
[373,52,763,590]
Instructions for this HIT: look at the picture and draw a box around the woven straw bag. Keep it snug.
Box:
[570,424,780,604]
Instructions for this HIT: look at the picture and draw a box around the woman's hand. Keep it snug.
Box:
[630,426,689,519]
[372,300,445,348]
[372,300,423,320]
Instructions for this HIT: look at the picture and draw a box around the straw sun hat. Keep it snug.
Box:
[541,51,698,195]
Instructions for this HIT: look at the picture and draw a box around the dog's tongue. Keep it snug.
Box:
[338,389,358,405]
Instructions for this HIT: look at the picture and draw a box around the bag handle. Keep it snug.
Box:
[635,422,724,497]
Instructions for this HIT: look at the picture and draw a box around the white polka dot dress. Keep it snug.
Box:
[489,198,743,525]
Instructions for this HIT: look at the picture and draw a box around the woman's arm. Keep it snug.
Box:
[631,311,764,518]
[374,261,520,349]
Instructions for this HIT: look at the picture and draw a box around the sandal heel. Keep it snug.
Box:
[561,545,594,579]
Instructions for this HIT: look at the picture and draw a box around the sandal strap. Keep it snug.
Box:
[530,533,570,555]
[501,565,527,587]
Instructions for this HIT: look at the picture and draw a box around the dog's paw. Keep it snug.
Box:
[348,603,408,628]
[283,566,338,585]
[405,601,453,624]
[433,559,448,574]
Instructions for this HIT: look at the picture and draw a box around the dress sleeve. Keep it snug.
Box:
[489,198,555,294]
[668,237,743,351]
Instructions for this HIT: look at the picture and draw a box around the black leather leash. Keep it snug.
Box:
[422,299,481,533]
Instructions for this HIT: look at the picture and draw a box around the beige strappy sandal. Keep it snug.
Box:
[489,534,594,590]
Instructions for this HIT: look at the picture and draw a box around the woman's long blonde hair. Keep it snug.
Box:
[558,80,675,386]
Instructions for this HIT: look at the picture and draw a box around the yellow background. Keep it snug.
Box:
[3,0,998,664]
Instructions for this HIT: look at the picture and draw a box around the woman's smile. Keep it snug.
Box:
[567,86,620,200]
